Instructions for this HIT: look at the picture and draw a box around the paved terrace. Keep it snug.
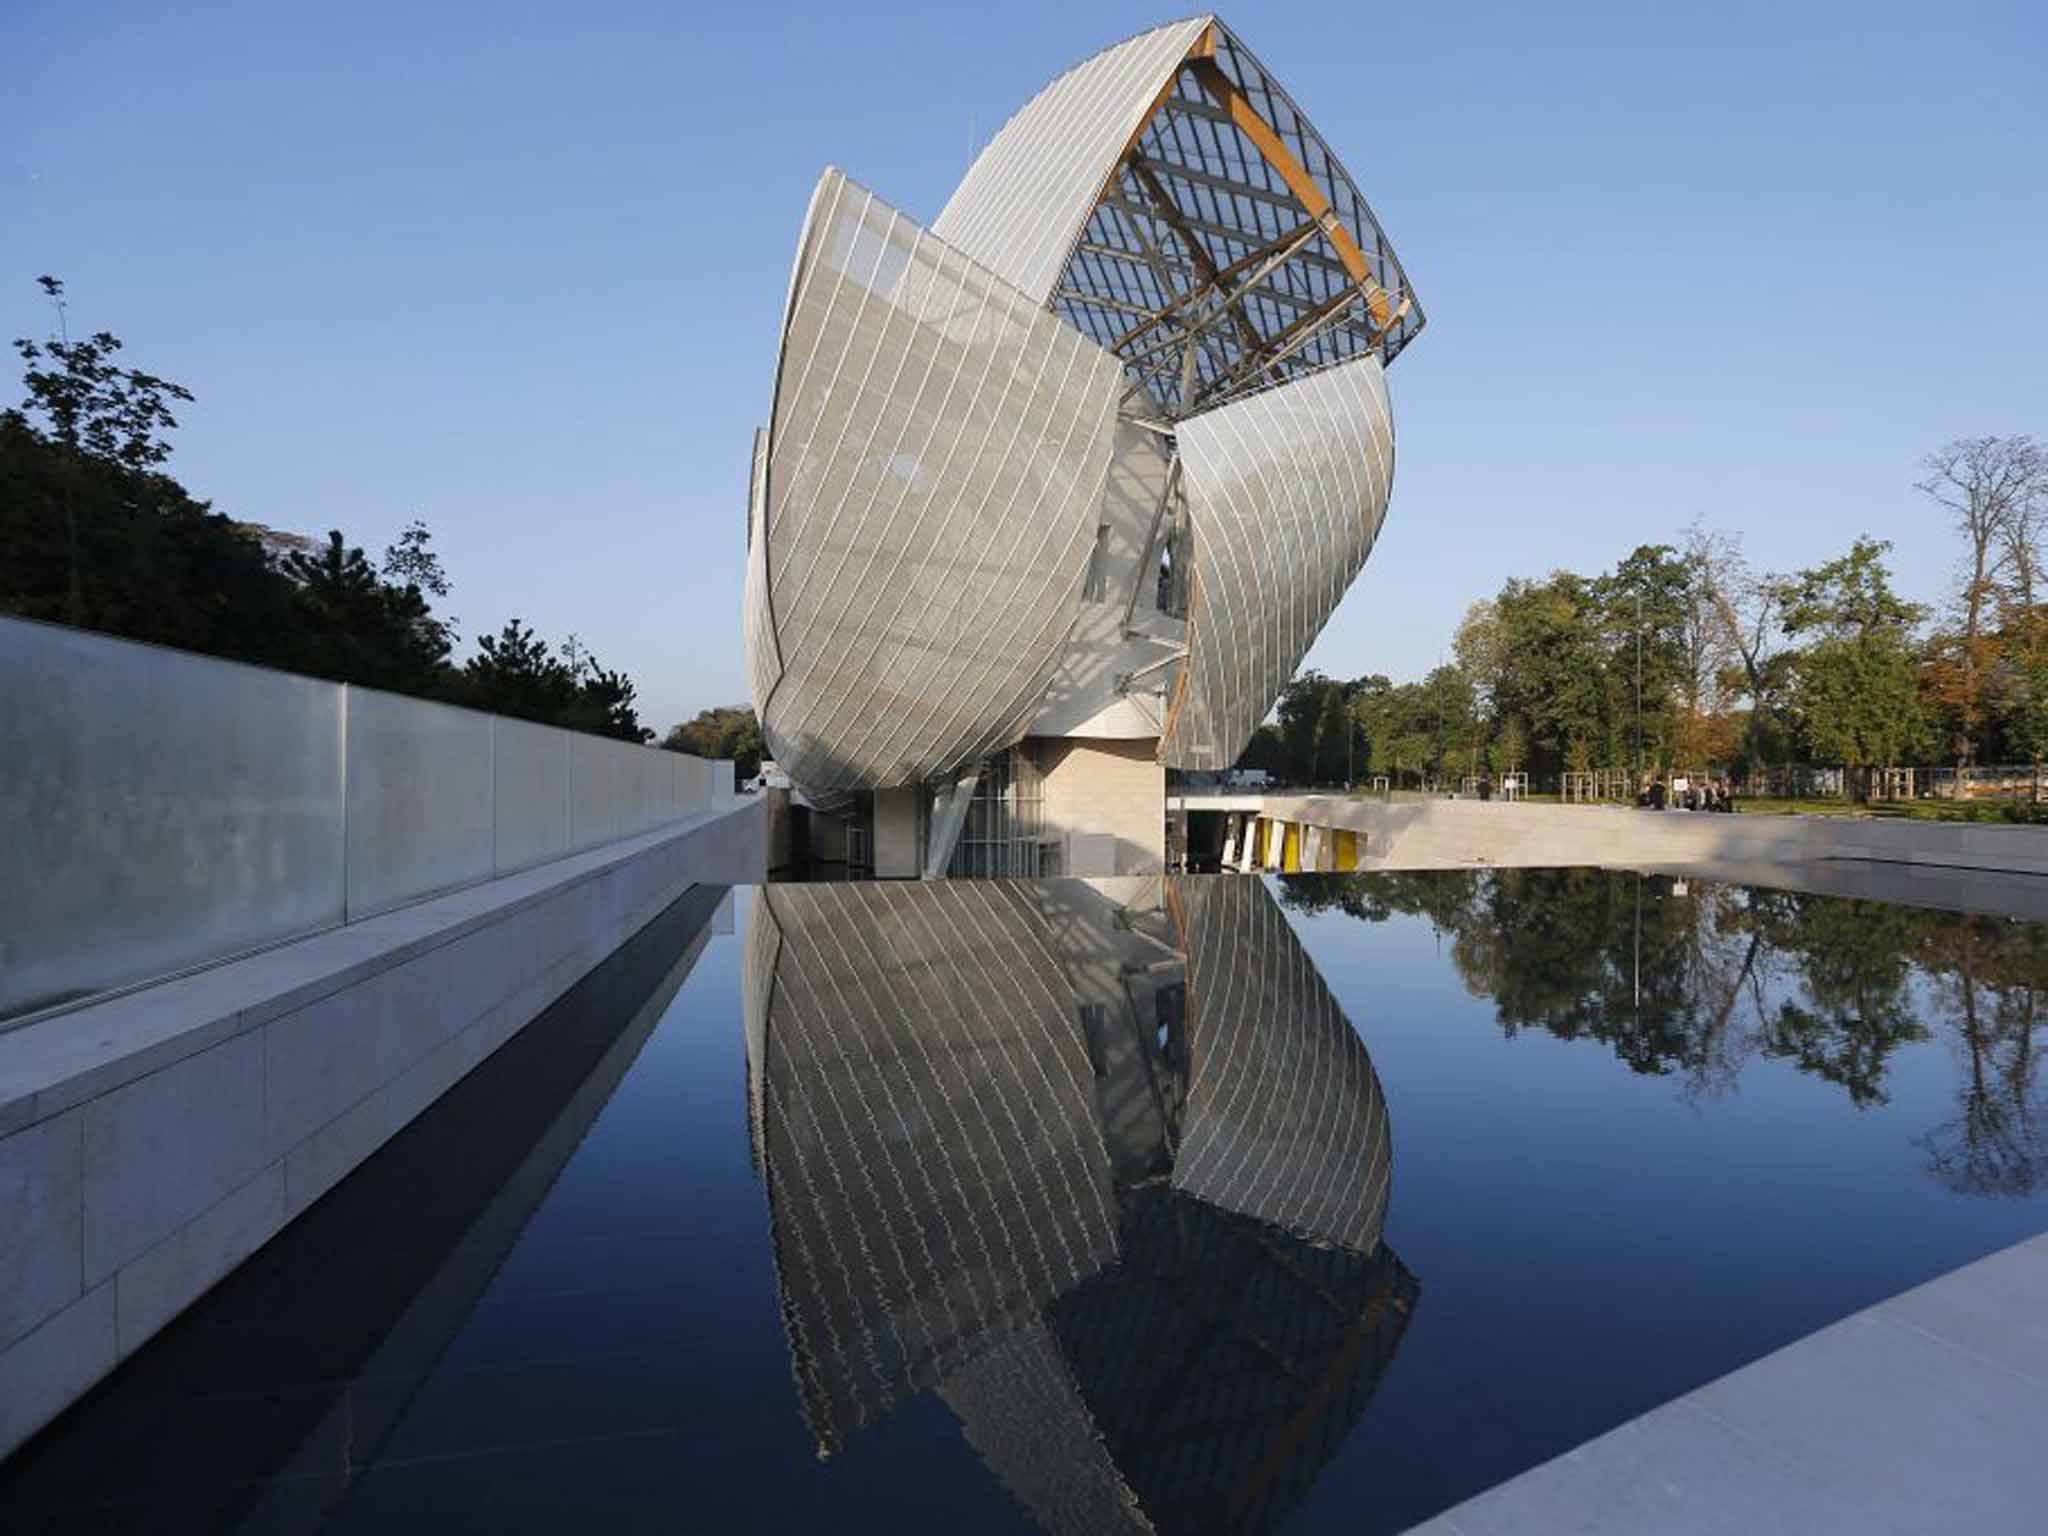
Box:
[1402,1232,2048,1535]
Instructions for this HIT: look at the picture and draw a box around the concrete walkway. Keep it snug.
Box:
[1401,1232,2048,1535]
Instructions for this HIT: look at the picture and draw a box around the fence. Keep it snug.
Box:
[1561,770,1637,803]
[0,615,719,1024]
[1739,765,2045,802]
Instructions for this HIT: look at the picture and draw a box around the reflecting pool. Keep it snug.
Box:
[4,870,2045,1534]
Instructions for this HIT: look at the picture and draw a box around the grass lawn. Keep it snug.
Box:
[1733,796,2048,823]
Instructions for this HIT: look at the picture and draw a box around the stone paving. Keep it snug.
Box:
[1402,1232,2048,1535]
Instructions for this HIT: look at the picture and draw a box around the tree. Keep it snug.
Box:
[4,277,654,743]
[1676,521,1743,767]
[1918,437,2048,773]
[1690,525,1790,778]
[1596,545,1691,775]
[1420,664,1478,782]
[9,276,192,471]
[1780,538,1928,796]
[664,706,766,785]
[8,275,205,630]
[382,518,451,599]
[1314,683,1353,785]
[1453,599,1505,720]
[1234,722,1287,779]
[1489,715,1527,777]
[458,620,649,741]
[280,530,454,691]
[1276,671,1347,784]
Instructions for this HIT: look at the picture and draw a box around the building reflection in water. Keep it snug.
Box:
[745,876,1416,1535]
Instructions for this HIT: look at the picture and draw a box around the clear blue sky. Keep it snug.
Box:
[9,0,2044,731]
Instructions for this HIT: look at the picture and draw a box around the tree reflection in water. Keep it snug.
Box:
[1278,869,2048,1195]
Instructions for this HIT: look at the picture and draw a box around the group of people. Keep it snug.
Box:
[1637,776,1734,813]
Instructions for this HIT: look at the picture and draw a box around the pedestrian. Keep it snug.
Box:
[1649,776,1668,811]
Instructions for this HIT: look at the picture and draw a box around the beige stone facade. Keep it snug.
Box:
[1036,737,1165,876]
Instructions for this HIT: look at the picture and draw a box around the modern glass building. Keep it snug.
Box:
[745,15,1424,876]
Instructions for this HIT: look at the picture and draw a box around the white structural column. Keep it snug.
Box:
[754,170,1124,798]
[1164,353,1395,770]
[932,17,1211,304]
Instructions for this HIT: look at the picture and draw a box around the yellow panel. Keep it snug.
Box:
[1281,823,1301,873]
[1335,828,1359,871]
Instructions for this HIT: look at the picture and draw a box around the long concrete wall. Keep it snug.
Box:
[0,615,720,1023]
[1188,794,2048,885]
[0,797,761,1457]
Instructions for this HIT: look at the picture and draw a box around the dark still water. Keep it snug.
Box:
[5,870,2046,1534]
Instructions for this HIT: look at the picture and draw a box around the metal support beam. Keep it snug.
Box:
[1105,217,1322,354]
[1116,647,1191,690]
[1127,158,1270,377]
[922,769,979,880]
[1123,456,1183,635]
[1098,203,1360,285]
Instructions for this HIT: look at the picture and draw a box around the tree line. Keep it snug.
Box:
[3,277,653,741]
[1239,435,2048,798]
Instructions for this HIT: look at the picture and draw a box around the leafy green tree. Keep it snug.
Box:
[1234,722,1287,779]
[462,620,651,741]
[282,530,453,690]
[1314,682,1353,784]
[664,705,766,784]
[1421,664,1479,780]
[1276,670,1338,782]
[5,277,653,743]
[1778,538,1928,795]
[1479,574,1613,778]
[3,285,303,662]
[10,276,191,471]
[1489,715,1528,777]
[382,518,451,599]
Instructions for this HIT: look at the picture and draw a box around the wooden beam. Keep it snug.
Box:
[1126,157,1270,376]
[1183,56,1393,333]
